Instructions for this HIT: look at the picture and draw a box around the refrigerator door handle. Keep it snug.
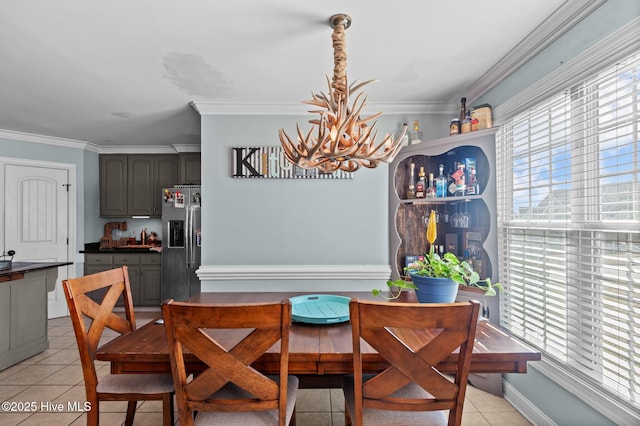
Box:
[189,205,200,268]
[188,206,196,267]
[185,206,191,268]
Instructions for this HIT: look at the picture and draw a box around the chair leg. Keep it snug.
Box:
[344,407,352,426]
[124,401,137,426]
[162,393,174,426]
[86,401,99,426]
[289,406,296,426]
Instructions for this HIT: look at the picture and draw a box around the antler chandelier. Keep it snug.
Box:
[278,14,407,173]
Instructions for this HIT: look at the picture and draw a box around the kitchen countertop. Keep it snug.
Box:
[0,261,73,281]
[80,242,161,254]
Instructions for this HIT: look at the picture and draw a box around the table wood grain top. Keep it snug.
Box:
[96,291,541,378]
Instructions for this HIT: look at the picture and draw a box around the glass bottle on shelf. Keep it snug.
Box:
[410,120,423,144]
[407,162,416,199]
[466,166,479,195]
[459,97,467,127]
[461,111,472,133]
[449,118,461,136]
[426,173,436,198]
[415,166,426,198]
[448,163,457,196]
[436,164,447,198]
[401,123,409,146]
[453,163,466,196]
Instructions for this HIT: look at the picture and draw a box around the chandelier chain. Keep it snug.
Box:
[331,20,347,99]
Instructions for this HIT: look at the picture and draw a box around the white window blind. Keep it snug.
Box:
[496,50,640,413]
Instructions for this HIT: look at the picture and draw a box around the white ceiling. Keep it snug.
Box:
[0,0,572,150]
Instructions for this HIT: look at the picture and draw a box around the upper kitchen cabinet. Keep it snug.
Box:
[99,155,128,217]
[178,153,201,184]
[100,154,178,217]
[127,155,178,216]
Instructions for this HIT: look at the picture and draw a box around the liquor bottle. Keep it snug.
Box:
[426,173,436,198]
[459,97,467,128]
[448,163,457,196]
[410,120,423,144]
[453,163,466,196]
[415,166,426,198]
[401,123,409,146]
[467,166,479,195]
[407,162,416,199]
[436,164,447,197]
[461,111,472,133]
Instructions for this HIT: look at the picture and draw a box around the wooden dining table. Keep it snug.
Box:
[96,291,541,388]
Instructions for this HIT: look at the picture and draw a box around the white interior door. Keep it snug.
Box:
[3,162,72,318]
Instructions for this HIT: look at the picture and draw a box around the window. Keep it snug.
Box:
[496,50,639,415]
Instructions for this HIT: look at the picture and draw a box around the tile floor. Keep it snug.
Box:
[0,312,532,425]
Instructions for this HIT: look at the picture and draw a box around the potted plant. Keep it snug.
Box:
[373,210,502,302]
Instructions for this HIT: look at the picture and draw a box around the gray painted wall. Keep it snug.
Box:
[478,1,640,424]
[198,113,446,283]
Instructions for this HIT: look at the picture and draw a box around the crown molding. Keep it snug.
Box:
[466,0,606,103]
[0,129,201,154]
[494,15,640,123]
[197,264,391,281]
[190,101,452,116]
[171,144,201,153]
[0,128,100,152]
[98,145,181,154]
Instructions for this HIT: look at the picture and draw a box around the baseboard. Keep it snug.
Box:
[503,378,556,426]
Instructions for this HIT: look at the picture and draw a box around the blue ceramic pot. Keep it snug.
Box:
[410,273,459,303]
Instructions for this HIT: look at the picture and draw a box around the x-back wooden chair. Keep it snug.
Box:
[343,299,481,426]
[63,266,174,426]
[162,298,298,426]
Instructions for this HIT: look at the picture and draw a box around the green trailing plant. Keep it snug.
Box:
[373,249,503,299]
[373,210,503,299]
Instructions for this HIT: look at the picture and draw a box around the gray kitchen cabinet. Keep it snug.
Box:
[99,155,128,217]
[154,155,179,212]
[0,285,11,357]
[140,254,162,306]
[178,152,201,184]
[113,254,141,305]
[127,155,178,216]
[0,268,57,370]
[101,154,178,217]
[127,156,154,216]
[84,253,161,306]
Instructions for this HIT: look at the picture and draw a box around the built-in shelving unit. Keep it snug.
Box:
[388,127,499,288]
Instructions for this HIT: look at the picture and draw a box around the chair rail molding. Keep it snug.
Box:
[197,264,391,281]
[197,264,391,292]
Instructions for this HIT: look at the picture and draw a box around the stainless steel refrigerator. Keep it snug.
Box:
[161,185,201,301]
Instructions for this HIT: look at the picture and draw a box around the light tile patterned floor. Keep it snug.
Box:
[0,312,532,425]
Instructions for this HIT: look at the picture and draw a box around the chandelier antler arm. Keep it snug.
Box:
[348,79,378,95]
